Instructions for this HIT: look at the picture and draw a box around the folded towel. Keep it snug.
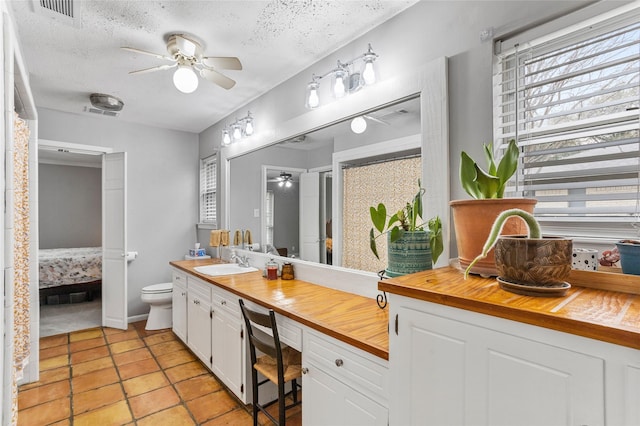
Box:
[209,230,221,247]
[244,230,253,245]
[220,230,230,246]
[234,229,242,246]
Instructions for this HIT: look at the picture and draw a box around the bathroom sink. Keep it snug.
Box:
[194,263,259,276]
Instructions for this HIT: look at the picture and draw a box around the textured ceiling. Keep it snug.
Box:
[10,0,417,133]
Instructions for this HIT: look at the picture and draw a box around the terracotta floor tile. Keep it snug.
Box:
[112,347,153,367]
[155,349,196,369]
[174,374,223,401]
[40,344,69,360]
[143,331,177,347]
[105,329,140,344]
[186,390,239,424]
[117,357,160,380]
[69,336,106,353]
[40,354,69,371]
[71,345,110,364]
[136,405,196,426]
[17,397,70,426]
[18,380,70,410]
[129,385,180,419]
[201,408,253,426]
[69,328,103,342]
[72,366,119,393]
[73,400,132,426]
[103,323,136,335]
[40,334,68,349]
[257,394,302,426]
[122,371,169,397]
[148,339,186,357]
[19,366,70,390]
[109,338,145,354]
[49,419,71,426]
[73,383,124,415]
[165,361,209,383]
[71,356,115,377]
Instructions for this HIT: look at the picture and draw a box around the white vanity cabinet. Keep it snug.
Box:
[302,329,389,426]
[211,286,245,400]
[186,276,212,367]
[171,271,188,342]
[389,294,640,426]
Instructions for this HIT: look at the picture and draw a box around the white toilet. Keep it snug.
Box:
[141,282,173,330]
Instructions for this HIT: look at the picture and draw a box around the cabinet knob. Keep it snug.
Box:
[335,359,344,367]
[181,292,186,296]
[221,300,226,305]
[301,367,309,375]
[194,299,200,305]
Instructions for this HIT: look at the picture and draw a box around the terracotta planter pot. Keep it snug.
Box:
[450,198,537,276]
[495,236,572,285]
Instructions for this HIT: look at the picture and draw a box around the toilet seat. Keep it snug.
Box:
[142,282,172,294]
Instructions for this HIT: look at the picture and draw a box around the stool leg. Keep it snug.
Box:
[279,380,286,425]
[291,379,298,404]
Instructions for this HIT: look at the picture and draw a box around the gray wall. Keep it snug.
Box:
[200,1,611,257]
[39,164,102,249]
[267,181,300,254]
[38,108,199,317]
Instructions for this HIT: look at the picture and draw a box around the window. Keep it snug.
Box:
[265,190,274,246]
[494,5,639,239]
[200,154,217,225]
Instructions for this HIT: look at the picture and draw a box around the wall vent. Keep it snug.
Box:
[39,0,74,18]
[84,106,120,118]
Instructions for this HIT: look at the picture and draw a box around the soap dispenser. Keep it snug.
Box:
[265,258,278,280]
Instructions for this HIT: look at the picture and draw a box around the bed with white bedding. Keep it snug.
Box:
[38,247,102,302]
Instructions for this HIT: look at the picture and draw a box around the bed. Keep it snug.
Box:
[39,247,102,303]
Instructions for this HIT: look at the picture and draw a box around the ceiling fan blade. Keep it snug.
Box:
[200,68,236,90]
[363,114,390,126]
[121,46,174,61]
[129,63,177,75]
[201,56,242,70]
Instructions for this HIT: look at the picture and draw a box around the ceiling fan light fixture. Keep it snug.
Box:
[89,93,124,111]
[173,65,199,93]
[351,116,367,134]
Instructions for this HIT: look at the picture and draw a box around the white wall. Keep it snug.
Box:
[39,164,102,249]
[200,1,618,256]
[37,108,199,316]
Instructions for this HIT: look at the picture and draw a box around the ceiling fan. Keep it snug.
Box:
[268,172,295,188]
[122,34,242,93]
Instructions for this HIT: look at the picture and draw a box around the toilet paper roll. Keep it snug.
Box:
[125,251,138,261]
[572,248,598,271]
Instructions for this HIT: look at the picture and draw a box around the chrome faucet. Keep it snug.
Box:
[231,252,251,268]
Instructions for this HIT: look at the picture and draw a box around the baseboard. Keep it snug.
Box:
[128,313,148,323]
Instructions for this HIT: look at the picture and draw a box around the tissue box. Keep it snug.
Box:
[189,248,206,257]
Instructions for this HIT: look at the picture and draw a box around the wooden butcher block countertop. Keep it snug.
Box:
[170,259,390,360]
[379,266,640,350]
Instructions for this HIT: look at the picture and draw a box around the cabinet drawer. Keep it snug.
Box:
[187,276,211,302]
[275,313,302,351]
[212,287,241,319]
[304,330,389,405]
[172,270,187,288]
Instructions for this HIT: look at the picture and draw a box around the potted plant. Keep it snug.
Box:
[465,208,573,296]
[370,180,443,277]
[616,239,640,276]
[450,139,537,276]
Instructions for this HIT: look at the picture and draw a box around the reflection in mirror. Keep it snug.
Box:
[229,96,421,271]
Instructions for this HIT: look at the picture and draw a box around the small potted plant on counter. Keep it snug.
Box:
[369,180,443,277]
[465,208,573,297]
[616,239,640,276]
[450,139,537,276]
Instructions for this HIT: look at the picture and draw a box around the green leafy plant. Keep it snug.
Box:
[369,180,443,264]
[464,208,541,279]
[460,139,519,199]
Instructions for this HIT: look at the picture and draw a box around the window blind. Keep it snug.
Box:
[494,8,639,230]
[200,154,217,224]
[265,190,274,245]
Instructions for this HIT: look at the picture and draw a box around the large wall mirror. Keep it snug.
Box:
[225,57,449,274]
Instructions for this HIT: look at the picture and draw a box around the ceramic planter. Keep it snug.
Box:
[385,230,432,277]
[616,240,640,275]
[450,198,537,276]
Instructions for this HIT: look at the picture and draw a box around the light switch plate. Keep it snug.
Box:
[253,208,260,218]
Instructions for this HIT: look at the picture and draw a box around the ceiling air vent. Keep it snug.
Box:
[39,0,74,18]
[84,106,120,118]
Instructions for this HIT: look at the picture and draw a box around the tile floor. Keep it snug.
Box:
[18,321,302,425]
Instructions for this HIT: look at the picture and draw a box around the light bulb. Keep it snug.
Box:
[233,125,242,140]
[362,60,376,85]
[278,181,284,187]
[333,73,346,98]
[351,116,367,134]
[222,129,231,145]
[306,81,320,109]
[173,66,198,93]
[285,180,292,188]
[245,120,254,136]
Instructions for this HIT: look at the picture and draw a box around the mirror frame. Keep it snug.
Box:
[222,56,449,267]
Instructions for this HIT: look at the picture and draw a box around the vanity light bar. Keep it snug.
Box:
[305,43,378,109]
[222,111,254,146]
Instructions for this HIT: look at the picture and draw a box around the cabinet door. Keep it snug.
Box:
[211,308,244,399]
[302,360,387,426]
[171,283,187,342]
[187,293,211,367]
[392,306,604,426]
